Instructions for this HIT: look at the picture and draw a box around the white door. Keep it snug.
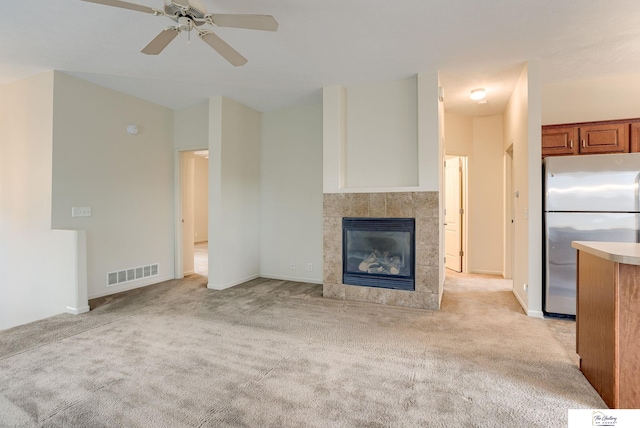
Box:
[445,157,462,272]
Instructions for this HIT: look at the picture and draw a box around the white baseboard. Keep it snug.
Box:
[512,289,529,315]
[511,289,544,318]
[207,274,260,291]
[260,274,323,285]
[88,274,174,299]
[183,270,196,276]
[66,305,90,315]
[469,270,504,276]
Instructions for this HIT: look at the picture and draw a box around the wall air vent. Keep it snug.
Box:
[106,263,159,287]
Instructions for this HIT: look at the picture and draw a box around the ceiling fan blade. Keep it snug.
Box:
[199,31,248,66]
[141,28,181,55]
[209,14,278,32]
[80,0,158,14]
[171,0,190,7]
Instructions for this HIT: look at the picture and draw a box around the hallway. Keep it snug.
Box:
[194,242,208,277]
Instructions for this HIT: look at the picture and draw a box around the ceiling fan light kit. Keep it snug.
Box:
[80,0,278,66]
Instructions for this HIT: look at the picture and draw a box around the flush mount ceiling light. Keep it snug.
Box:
[470,88,486,101]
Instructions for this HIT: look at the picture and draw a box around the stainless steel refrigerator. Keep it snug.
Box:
[544,153,640,316]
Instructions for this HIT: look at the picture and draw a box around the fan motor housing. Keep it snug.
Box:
[164,0,207,19]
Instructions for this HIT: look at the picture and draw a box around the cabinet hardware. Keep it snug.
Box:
[582,139,586,148]
[569,140,573,149]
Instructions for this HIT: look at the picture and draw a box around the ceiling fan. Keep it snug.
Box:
[80,0,278,66]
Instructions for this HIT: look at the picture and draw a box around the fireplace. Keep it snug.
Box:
[342,218,415,291]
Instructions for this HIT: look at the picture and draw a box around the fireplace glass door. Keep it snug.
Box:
[342,218,415,291]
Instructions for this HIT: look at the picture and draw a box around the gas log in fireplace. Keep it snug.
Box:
[342,218,415,291]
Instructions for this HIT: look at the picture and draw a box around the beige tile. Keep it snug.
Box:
[322,283,345,300]
[416,242,439,266]
[323,238,341,264]
[323,193,347,217]
[323,262,342,284]
[323,216,341,241]
[394,290,436,309]
[368,193,386,217]
[347,193,370,217]
[344,285,387,304]
[323,190,443,311]
[413,191,439,218]
[386,193,413,217]
[415,265,439,294]
[416,217,439,244]
[418,292,440,310]
[344,285,438,310]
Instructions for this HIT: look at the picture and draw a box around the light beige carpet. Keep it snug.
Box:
[0,274,604,427]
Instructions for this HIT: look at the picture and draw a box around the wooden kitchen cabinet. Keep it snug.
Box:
[631,122,640,152]
[542,119,638,157]
[578,123,628,154]
[542,126,578,156]
[572,241,640,409]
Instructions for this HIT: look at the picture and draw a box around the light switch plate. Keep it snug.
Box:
[72,207,92,217]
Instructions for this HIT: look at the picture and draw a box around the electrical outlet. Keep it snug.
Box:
[307,263,312,272]
[523,283,528,291]
[290,263,295,270]
[72,207,92,217]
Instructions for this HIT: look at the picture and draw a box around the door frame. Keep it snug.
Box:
[174,147,208,279]
[504,144,514,279]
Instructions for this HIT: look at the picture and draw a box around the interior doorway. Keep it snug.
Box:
[504,144,514,279]
[178,150,209,278]
[444,155,468,273]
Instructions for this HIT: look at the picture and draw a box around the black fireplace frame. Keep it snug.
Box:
[342,217,415,291]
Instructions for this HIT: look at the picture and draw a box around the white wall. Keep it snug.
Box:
[260,104,323,283]
[50,72,175,298]
[193,155,209,243]
[174,103,209,150]
[526,61,543,317]
[418,71,443,192]
[0,72,85,330]
[323,73,441,193]
[542,73,640,125]
[504,66,530,312]
[503,62,543,317]
[346,78,418,188]
[444,112,473,156]
[208,96,261,289]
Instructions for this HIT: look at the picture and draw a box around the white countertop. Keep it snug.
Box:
[571,241,640,266]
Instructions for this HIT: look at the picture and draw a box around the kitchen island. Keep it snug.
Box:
[571,241,640,409]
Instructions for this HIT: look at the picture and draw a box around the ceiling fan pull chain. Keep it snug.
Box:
[188,28,191,44]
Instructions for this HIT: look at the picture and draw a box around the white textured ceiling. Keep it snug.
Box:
[2,0,640,115]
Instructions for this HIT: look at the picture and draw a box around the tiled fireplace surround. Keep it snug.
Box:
[323,192,440,310]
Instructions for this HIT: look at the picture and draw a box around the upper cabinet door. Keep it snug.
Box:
[579,123,629,154]
[631,123,640,152]
[542,126,579,157]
